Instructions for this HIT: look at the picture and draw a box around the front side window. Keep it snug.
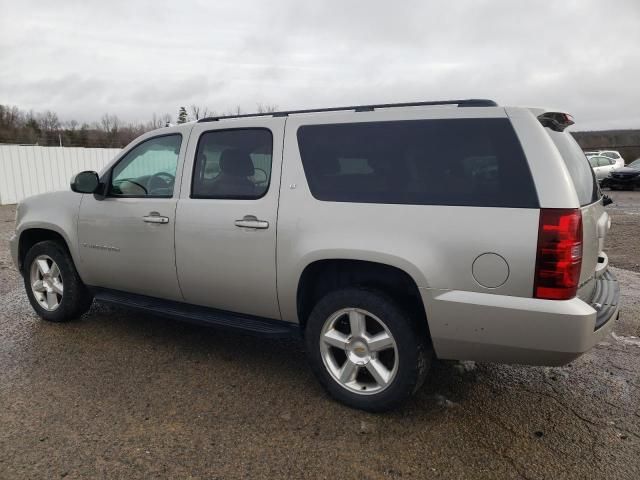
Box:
[597,157,612,167]
[297,118,539,208]
[110,134,181,197]
[192,128,273,199]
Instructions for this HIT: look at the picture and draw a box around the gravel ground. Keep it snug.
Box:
[1,193,639,479]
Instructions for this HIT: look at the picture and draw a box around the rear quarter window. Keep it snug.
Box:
[546,130,599,206]
[296,118,539,208]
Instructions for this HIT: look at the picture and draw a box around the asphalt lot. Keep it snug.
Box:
[1,193,639,480]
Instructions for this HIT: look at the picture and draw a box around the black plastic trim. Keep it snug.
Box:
[590,270,619,330]
[197,99,498,123]
[538,112,574,132]
[91,287,300,339]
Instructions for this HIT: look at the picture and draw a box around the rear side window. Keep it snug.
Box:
[191,128,273,199]
[547,130,599,206]
[296,118,538,208]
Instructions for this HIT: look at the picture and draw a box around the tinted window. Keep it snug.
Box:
[297,118,538,208]
[628,159,640,169]
[192,129,272,199]
[547,130,599,206]
[110,134,181,197]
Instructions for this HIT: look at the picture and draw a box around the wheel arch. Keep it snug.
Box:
[18,227,74,274]
[295,258,430,338]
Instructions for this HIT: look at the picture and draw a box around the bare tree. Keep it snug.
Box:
[0,105,21,128]
[149,113,163,129]
[39,110,60,132]
[100,114,120,134]
[256,103,278,114]
[189,105,213,120]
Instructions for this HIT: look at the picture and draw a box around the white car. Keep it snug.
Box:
[589,150,625,168]
[588,155,617,182]
[10,99,619,411]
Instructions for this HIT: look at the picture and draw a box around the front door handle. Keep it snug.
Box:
[143,212,169,224]
[234,215,269,229]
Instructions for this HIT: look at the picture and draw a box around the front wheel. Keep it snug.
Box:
[305,288,431,411]
[23,240,93,322]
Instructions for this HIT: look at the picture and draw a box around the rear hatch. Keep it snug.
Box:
[545,126,609,301]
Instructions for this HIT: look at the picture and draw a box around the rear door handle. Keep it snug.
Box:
[143,212,169,224]
[234,215,269,229]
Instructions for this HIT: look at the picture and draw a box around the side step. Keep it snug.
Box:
[92,288,300,339]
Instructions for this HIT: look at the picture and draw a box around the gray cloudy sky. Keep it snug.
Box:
[1,0,639,130]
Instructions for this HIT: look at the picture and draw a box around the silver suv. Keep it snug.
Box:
[9,99,620,411]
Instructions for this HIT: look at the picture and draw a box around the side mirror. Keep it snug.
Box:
[603,195,613,206]
[70,171,100,194]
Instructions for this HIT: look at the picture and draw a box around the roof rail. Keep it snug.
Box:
[197,99,498,123]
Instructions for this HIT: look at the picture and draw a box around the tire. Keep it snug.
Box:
[23,240,93,322]
[305,288,431,412]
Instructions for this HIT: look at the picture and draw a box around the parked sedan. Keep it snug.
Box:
[601,159,640,190]
[588,155,617,182]
[598,150,625,168]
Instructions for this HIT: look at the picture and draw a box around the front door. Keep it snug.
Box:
[77,132,187,301]
[175,119,284,319]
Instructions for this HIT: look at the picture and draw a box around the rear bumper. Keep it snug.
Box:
[422,271,619,366]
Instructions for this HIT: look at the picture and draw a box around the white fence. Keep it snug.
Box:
[0,145,121,205]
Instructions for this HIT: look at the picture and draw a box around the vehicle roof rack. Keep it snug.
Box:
[197,99,498,123]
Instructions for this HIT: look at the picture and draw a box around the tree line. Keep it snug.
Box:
[572,130,640,163]
[2,103,638,160]
[0,103,277,148]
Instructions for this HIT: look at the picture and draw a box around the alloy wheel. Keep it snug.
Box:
[319,308,399,395]
[30,255,64,311]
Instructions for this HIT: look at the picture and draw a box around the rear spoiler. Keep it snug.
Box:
[537,111,575,132]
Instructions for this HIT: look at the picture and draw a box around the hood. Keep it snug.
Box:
[611,167,640,175]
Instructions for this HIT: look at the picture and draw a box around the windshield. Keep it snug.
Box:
[628,159,640,169]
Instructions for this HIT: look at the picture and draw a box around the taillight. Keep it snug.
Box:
[534,209,583,300]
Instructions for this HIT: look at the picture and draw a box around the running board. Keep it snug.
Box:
[91,288,300,339]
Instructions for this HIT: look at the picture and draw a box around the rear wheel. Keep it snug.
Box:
[305,288,430,411]
[23,240,93,322]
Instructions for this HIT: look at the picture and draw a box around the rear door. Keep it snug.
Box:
[174,118,285,319]
[547,130,608,301]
